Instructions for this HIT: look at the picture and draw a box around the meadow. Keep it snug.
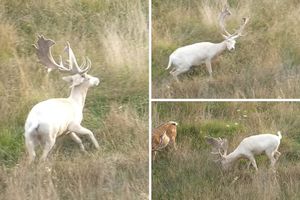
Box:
[152,0,300,98]
[152,102,300,200]
[0,0,148,199]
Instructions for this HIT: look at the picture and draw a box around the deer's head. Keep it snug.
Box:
[33,35,100,88]
[219,6,249,51]
[205,136,231,169]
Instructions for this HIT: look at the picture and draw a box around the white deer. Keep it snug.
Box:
[24,35,100,163]
[205,132,282,171]
[166,7,249,81]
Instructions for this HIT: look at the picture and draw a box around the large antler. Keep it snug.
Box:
[33,35,69,72]
[33,35,91,74]
[219,6,232,37]
[205,136,228,156]
[231,17,249,38]
[64,42,91,74]
[218,6,249,39]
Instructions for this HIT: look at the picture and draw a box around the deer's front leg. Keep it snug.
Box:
[170,136,177,150]
[247,155,258,171]
[205,60,212,77]
[69,132,86,152]
[69,124,100,149]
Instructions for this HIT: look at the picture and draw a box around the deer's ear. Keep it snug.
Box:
[69,75,85,88]
[62,76,73,83]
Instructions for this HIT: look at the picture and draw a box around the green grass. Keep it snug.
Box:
[152,102,300,199]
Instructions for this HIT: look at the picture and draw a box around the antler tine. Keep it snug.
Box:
[64,42,81,74]
[211,149,225,157]
[79,57,91,74]
[79,57,87,69]
[232,17,249,38]
[34,35,71,73]
[218,6,232,37]
[206,135,228,157]
[58,55,71,71]
[212,149,223,162]
[222,138,228,156]
[65,42,91,74]
[218,148,225,157]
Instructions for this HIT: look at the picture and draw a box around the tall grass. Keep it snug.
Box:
[0,0,148,199]
[152,102,300,199]
[152,0,300,98]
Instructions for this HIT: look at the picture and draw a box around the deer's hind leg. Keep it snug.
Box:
[266,149,278,168]
[170,65,190,82]
[25,135,37,164]
[40,134,56,162]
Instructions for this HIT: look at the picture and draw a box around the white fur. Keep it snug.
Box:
[165,7,248,81]
[24,74,100,163]
[166,39,236,80]
[219,132,282,170]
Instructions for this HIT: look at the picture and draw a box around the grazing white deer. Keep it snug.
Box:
[24,35,100,163]
[166,7,249,81]
[205,132,282,171]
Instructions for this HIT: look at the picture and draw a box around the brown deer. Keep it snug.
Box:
[152,121,178,160]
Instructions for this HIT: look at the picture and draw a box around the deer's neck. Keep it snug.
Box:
[69,85,89,111]
[224,149,242,164]
[214,41,227,56]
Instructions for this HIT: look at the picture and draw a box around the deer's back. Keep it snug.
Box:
[238,134,280,153]
[172,42,215,65]
[25,98,78,135]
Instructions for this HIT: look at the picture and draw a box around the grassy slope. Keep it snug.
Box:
[152,0,300,98]
[152,102,300,200]
[0,0,148,199]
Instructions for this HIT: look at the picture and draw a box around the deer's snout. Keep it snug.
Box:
[229,47,235,52]
[91,77,100,86]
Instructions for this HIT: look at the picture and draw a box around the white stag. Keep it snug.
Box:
[166,7,249,81]
[24,35,100,163]
[206,132,282,171]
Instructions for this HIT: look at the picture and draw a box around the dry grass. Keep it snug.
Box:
[152,0,300,98]
[1,106,148,200]
[152,102,300,199]
[0,0,148,199]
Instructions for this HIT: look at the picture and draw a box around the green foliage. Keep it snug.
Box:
[0,125,24,166]
[178,121,243,149]
[153,102,300,199]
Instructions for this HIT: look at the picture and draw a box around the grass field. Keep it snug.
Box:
[152,102,300,200]
[0,0,148,199]
[152,0,300,98]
